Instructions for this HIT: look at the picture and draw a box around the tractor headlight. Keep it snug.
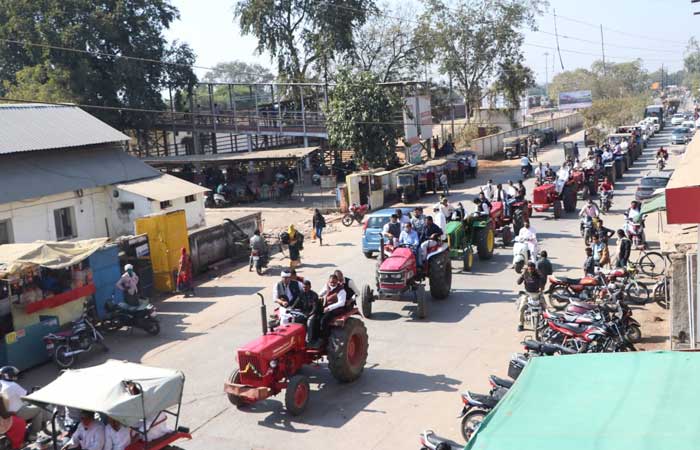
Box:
[269,359,278,368]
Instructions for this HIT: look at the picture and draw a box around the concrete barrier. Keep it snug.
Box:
[188,212,262,273]
[471,112,584,158]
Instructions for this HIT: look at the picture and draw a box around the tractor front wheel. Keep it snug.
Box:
[476,225,495,260]
[327,317,369,383]
[501,225,513,247]
[285,375,310,416]
[463,247,474,272]
[361,284,373,319]
[227,370,245,406]
[553,200,562,219]
[415,285,428,319]
[429,253,452,299]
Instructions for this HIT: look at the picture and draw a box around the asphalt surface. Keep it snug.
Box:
[23,126,676,450]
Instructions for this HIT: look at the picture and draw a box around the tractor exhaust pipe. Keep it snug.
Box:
[257,293,268,335]
[379,233,385,263]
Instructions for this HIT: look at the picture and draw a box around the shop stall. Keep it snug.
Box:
[0,238,120,370]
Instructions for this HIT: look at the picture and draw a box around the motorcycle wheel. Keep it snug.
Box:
[548,286,570,310]
[461,409,489,442]
[341,214,354,227]
[626,325,642,343]
[143,319,161,336]
[54,344,75,368]
[624,282,650,304]
[514,259,524,274]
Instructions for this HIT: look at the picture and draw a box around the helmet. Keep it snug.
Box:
[0,366,19,381]
[124,264,134,272]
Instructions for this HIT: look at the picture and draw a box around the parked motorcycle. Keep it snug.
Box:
[519,292,544,335]
[459,388,506,442]
[43,301,107,368]
[102,296,160,335]
[419,430,463,450]
[251,246,270,275]
[342,204,369,227]
[511,236,529,274]
[546,273,604,310]
[656,157,666,170]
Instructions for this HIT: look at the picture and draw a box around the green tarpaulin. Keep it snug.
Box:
[641,194,666,215]
[467,351,700,450]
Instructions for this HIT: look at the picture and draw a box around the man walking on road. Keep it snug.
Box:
[535,251,553,291]
[615,229,632,268]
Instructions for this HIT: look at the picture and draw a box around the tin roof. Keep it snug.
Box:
[0,103,129,154]
[142,146,318,165]
[0,146,160,204]
[115,174,209,202]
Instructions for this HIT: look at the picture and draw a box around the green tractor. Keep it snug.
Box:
[445,214,496,272]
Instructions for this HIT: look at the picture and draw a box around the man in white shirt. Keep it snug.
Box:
[104,417,131,450]
[272,271,305,326]
[431,206,446,233]
[517,220,539,263]
[115,264,140,306]
[308,274,347,347]
[0,366,45,439]
[481,179,496,201]
[438,197,453,223]
[63,411,105,450]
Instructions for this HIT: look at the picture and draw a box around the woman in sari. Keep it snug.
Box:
[287,225,302,268]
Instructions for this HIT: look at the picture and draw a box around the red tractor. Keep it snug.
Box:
[532,177,577,219]
[360,235,452,319]
[224,293,368,415]
[489,200,532,246]
[571,168,599,200]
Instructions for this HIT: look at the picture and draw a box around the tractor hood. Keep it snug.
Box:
[379,247,414,271]
[238,323,306,362]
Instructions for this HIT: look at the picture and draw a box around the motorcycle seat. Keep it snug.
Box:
[554,321,589,334]
[467,391,500,408]
[489,375,513,389]
[569,300,597,311]
[423,432,463,449]
[551,276,582,285]
[580,277,598,286]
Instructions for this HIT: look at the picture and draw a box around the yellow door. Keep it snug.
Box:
[135,210,189,292]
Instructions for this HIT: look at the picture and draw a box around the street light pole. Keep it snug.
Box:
[544,52,549,100]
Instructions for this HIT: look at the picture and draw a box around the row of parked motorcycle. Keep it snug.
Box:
[42,295,159,369]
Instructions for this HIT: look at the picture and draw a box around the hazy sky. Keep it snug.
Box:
[165,0,695,83]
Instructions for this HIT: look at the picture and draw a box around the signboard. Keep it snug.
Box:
[403,95,433,141]
[558,90,592,109]
[409,143,423,164]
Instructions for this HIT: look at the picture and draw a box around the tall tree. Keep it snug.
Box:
[235,0,375,83]
[416,0,544,121]
[494,56,535,110]
[0,0,197,129]
[202,61,275,84]
[346,3,421,82]
[326,69,403,167]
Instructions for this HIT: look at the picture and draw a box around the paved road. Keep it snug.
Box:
[24,127,675,450]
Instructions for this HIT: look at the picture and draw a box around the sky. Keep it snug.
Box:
[165,0,697,84]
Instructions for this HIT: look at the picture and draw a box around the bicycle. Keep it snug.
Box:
[629,249,667,278]
[652,275,671,309]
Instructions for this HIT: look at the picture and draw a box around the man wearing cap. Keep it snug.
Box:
[115,264,139,306]
[272,270,304,325]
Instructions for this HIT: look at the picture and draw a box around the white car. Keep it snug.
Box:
[671,114,685,126]
[647,116,660,132]
[682,120,696,133]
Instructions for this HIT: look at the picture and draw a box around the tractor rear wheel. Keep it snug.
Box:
[227,370,245,406]
[476,225,495,260]
[562,186,577,213]
[429,253,452,299]
[513,209,524,236]
[502,225,513,247]
[361,284,373,319]
[415,285,428,319]
[327,317,369,383]
[463,247,474,272]
[285,375,310,416]
[553,200,562,219]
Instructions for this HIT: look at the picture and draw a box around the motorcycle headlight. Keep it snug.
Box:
[270,359,278,368]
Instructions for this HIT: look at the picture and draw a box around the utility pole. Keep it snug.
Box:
[661,63,665,89]
[600,24,606,74]
[544,52,549,99]
[553,9,565,70]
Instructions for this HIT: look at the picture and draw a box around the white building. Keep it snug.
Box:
[0,104,207,244]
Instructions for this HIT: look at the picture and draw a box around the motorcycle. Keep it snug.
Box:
[546,272,605,310]
[624,215,646,249]
[511,236,529,274]
[251,246,270,275]
[102,296,160,335]
[519,292,544,335]
[458,388,506,442]
[419,431,463,450]
[579,216,597,245]
[311,173,321,185]
[656,157,666,170]
[598,190,612,213]
[520,164,532,178]
[342,204,369,227]
[43,301,107,368]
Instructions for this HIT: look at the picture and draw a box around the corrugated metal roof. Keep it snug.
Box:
[116,174,209,202]
[0,146,160,204]
[0,103,129,154]
[142,146,319,165]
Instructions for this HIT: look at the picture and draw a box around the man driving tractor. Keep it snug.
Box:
[308,274,348,348]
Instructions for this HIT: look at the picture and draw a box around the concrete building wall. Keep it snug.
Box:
[147,194,206,230]
[106,188,154,237]
[0,188,108,242]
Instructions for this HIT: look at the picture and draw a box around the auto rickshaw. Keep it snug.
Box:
[396,170,419,203]
[23,360,192,450]
[503,135,527,159]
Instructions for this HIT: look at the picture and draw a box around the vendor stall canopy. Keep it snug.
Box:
[24,360,184,427]
[0,238,108,275]
[467,351,700,450]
